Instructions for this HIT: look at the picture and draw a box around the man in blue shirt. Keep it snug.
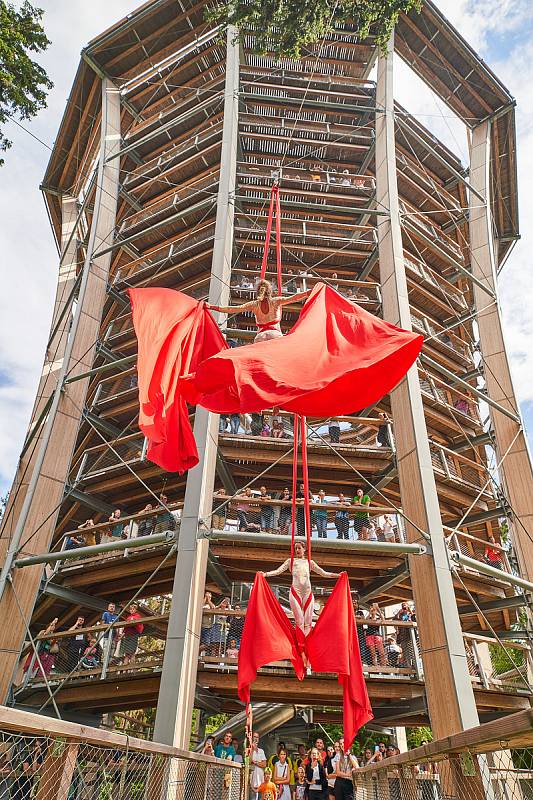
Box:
[214,731,236,760]
[100,602,119,665]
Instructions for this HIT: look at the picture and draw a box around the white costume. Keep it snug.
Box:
[264,556,337,635]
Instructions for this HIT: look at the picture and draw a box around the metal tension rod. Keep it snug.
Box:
[450,551,533,595]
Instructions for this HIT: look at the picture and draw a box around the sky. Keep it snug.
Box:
[0,0,532,498]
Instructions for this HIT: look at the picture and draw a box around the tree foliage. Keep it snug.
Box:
[0,1,52,165]
[207,0,421,59]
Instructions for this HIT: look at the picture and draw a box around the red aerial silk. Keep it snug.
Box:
[238,572,305,707]
[306,572,373,746]
[181,282,423,415]
[238,572,373,749]
[128,288,228,473]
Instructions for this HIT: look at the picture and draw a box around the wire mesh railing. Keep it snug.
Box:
[353,707,533,800]
[0,706,243,800]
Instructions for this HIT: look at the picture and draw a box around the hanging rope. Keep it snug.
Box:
[290,413,312,568]
[260,182,282,295]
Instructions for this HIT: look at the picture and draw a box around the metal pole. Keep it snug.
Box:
[0,78,121,604]
[207,530,426,555]
[450,551,533,593]
[14,530,176,568]
[153,27,240,748]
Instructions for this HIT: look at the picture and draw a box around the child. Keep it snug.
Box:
[257,767,278,800]
[295,765,307,800]
[226,638,239,659]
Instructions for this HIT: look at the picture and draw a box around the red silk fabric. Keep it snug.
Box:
[238,572,373,749]
[128,288,228,473]
[181,282,423,415]
[238,572,305,706]
[306,572,373,746]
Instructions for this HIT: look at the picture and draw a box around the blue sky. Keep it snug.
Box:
[0,0,532,499]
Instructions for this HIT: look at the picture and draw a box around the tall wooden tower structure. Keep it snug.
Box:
[1,0,531,748]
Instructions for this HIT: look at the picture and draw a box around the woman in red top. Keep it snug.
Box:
[207,279,311,342]
[119,603,144,666]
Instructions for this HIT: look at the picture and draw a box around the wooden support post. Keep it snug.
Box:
[375,41,479,737]
[0,78,121,701]
[153,27,239,748]
[35,742,79,800]
[469,121,533,582]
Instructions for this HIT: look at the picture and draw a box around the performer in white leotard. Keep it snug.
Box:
[262,541,339,636]
[207,279,311,343]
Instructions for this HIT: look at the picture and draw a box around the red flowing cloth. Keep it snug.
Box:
[128,288,228,473]
[181,282,423,415]
[238,572,305,706]
[306,572,373,747]
[238,571,372,749]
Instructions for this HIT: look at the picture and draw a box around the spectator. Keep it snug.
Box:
[66,616,86,671]
[101,509,123,544]
[227,603,244,647]
[484,535,503,569]
[324,745,337,799]
[65,532,85,550]
[226,638,239,659]
[251,413,264,436]
[23,618,59,678]
[385,634,402,667]
[10,754,35,800]
[382,515,395,543]
[259,486,275,533]
[212,488,227,531]
[137,504,155,537]
[278,488,292,534]
[367,523,378,541]
[77,519,96,546]
[341,169,351,187]
[250,732,267,800]
[155,494,175,533]
[286,270,297,294]
[295,483,312,537]
[261,421,271,437]
[202,736,215,756]
[241,413,253,434]
[365,603,386,667]
[80,634,99,669]
[219,414,229,434]
[328,418,340,444]
[376,412,391,448]
[214,731,235,760]
[230,413,240,435]
[353,488,371,540]
[352,594,369,663]
[315,739,327,764]
[394,602,413,667]
[334,493,350,540]
[334,747,358,800]
[273,749,292,800]
[235,487,256,532]
[294,744,308,769]
[314,490,329,538]
[331,273,339,291]
[454,397,469,415]
[295,766,307,800]
[377,743,387,758]
[305,748,328,800]
[119,603,144,667]
[272,418,284,438]
[361,748,381,766]
[209,598,231,656]
[256,768,277,800]
[100,602,118,665]
[232,738,244,764]
[201,592,216,654]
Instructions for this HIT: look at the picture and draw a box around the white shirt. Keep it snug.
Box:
[310,764,321,790]
[250,747,266,789]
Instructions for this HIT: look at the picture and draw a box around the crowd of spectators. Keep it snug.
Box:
[210,485,403,544]
[200,731,436,800]
[200,592,417,673]
[21,601,148,683]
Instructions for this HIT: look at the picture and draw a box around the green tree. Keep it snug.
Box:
[0,1,52,165]
[208,0,421,59]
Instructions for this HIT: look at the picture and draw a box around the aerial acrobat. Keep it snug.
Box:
[207,278,311,342]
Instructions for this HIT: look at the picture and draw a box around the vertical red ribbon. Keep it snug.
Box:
[290,413,299,570]
[300,415,312,565]
[260,183,282,295]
